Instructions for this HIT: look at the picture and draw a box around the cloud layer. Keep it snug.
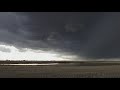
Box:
[0,12,120,60]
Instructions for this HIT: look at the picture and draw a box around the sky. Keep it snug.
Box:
[0,12,120,61]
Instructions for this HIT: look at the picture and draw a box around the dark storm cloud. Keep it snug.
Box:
[1,12,120,59]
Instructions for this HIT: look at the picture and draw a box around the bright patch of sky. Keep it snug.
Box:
[0,44,76,61]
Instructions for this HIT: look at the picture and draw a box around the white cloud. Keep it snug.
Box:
[0,44,74,61]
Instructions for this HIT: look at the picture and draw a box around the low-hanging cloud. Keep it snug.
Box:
[0,46,11,53]
[0,12,120,60]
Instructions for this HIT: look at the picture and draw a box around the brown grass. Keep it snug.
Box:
[0,63,120,78]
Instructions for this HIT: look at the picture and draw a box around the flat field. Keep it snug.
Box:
[0,61,120,78]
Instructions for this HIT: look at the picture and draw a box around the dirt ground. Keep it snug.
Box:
[0,64,120,78]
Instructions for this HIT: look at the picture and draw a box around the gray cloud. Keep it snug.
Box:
[0,12,120,60]
[0,46,11,53]
[65,24,84,32]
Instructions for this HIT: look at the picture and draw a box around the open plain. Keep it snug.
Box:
[0,61,120,78]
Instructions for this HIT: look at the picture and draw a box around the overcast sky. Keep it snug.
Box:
[0,12,120,61]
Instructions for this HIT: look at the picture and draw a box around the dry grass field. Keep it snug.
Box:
[0,61,120,78]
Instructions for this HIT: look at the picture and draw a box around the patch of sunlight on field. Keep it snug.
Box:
[0,63,59,66]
